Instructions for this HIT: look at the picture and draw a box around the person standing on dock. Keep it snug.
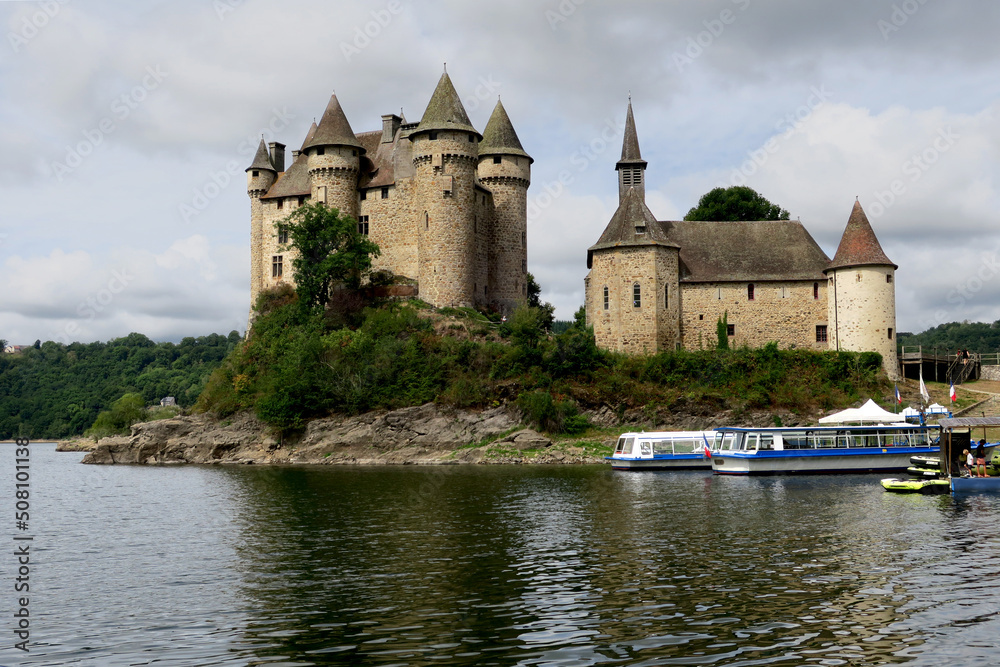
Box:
[963,449,974,477]
[976,439,987,478]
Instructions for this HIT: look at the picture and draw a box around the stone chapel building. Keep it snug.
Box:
[585,102,900,379]
[246,70,532,314]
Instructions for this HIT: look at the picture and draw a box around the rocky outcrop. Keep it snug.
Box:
[81,404,583,466]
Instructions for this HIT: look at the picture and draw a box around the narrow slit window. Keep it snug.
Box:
[633,283,641,308]
[747,283,755,300]
[813,282,819,299]
[603,286,609,310]
[664,285,669,309]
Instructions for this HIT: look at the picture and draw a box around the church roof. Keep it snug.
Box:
[617,100,646,168]
[247,138,275,172]
[826,200,897,271]
[668,220,831,282]
[261,152,310,200]
[480,99,531,161]
[302,93,364,152]
[415,72,482,138]
[587,188,679,267]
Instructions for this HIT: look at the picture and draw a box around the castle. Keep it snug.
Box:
[246,70,532,313]
[585,101,900,379]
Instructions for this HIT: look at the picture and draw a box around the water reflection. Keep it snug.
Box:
[215,466,1000,666]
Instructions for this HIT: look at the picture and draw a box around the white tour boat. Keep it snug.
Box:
[709,424,940,475]
[608,430,716,470]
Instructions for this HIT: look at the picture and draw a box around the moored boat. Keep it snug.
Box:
[881,478,950,494]
[608,430,716,470]
[710,424,939,475]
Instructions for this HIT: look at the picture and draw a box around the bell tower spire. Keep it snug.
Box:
[616,98,647,203]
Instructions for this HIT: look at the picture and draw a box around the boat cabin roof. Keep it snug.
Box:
[618,430,716,440]
[714,424,936,433]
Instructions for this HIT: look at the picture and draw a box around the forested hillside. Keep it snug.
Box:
[0,332,239,439]
[898,320,1000,355]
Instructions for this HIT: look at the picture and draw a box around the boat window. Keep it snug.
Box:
[759,435,774,450]
[615,438,626,454]
[783,431,808,449]
[622,438,634,455]
[717,433,737,451]
[837,432,852,448]
[744,434,758,451]
[640,441,652,456]
[813,432,837,448]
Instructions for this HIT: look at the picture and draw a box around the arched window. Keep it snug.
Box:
[748,283,755,301]
[813,282,819,299]
[603,286,609,310]
[633,283,641,308]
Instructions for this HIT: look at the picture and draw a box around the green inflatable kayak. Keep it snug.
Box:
[881,478,950,494]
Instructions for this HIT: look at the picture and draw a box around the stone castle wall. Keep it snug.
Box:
[479,154,531,312]
[587,245,680,354]
[361,181,418,280]
[827,266,899,378]
[679,280,829,350]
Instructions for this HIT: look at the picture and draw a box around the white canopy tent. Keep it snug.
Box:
[819,399,908,425]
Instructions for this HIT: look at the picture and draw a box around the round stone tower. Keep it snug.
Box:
[246,138,276,309]
[303,93,363,220]
[411,71,482,308]
[825,199,900,379]
[478,99,532,313]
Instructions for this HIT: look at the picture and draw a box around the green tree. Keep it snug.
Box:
[526,272,555,331]
[276,202,381,313]
[85,392,147,440]
[684,186,789,221]
[716,311,730,350]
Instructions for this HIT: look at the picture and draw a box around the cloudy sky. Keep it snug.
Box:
[2,0,1000,344]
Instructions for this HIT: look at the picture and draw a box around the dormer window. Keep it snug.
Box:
[429,131,438,140]
[493,156,501,164]
[316,148,325,156]
[635,226,646,235]
[252,170,259,178]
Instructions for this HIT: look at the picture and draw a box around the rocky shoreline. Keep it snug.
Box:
[78,401,814,467]
[81,403,609,466]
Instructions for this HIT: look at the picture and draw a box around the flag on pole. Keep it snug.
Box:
[895,384,901,404]
[919,369,930,404]
[950,382,957,402]
[701,432,712,459]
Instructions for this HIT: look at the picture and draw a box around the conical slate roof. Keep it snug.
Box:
[300,121,318,150]
[246,138,275,172]
[415,72,481,138]
[302,93,364,152]
[480,99,531,162]
[617,100,646,167]
[587,187,678,267]
[826,200,897,271]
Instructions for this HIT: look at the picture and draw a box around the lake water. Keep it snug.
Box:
[3,443,1000,666]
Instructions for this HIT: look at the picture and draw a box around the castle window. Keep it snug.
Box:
[429,131,438,140]
[522,231,526,246]
[603,286,609,310]
[888,328,893,340]
[360,190,366,200]
[469,135,474,142]
[272,255,283,278]
[358,216,369,236]
[633,283,641,308]
[277,229,288,244]
[664,285,669,309]
[424,212,429,230]
[252,170,259,177]
[352,150,357,156]
[635,226,646,234]
[493,156,501,164]
[856,273,862,282]
[816,325,828,343]
[747,283,755,300]
[717,287,722,300]
[522,259,527,272]
[727,324,735,336]
[813,282,819,299]
[276,199,283,210]
[699,314,704,320]
[316,148,325,156]
[886,274,893,284]
[381,187,389,199]
[298,196,305,206]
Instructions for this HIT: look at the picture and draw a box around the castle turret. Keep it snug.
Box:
[411,70,482,308]
[616,99,647,204]
[303,93,364,220]
[478,99,532,312]
[247,138,277,308]
[825,200,900,379]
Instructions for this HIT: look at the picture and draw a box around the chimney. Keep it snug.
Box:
[381,114,402,143]
[268,142,286,173]
[291,149,300,161]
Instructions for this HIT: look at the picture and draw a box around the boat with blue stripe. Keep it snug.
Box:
[608,430,717,470]
[710,424,940,475]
